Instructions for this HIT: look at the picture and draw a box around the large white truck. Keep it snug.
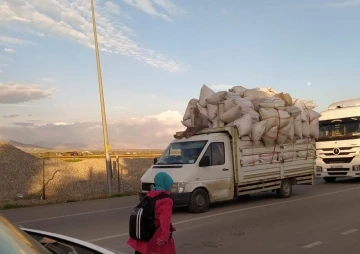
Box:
[140,124,316,213]
[315,99,360,182]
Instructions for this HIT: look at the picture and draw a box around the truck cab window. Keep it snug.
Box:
[203,142,225,166]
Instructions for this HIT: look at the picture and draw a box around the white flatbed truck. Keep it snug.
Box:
[139,125,316,213]
[315,99,360,182]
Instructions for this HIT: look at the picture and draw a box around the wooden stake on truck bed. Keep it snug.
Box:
[218,102,225,127]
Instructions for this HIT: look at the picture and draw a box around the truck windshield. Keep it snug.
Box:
[318,117,360,141]
[157,140,208,165]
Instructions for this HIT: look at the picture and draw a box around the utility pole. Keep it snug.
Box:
[90,0,113,195]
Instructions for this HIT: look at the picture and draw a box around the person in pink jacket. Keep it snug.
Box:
[127,172,176,254]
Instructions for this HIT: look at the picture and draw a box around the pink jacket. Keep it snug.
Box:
[127,190,176,254]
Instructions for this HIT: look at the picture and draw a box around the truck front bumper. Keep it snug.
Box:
[139,192,191,207]
[315,157,360,178]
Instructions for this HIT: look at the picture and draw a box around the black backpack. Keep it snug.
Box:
[129,193,173,242]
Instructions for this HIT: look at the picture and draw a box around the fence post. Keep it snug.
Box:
[42,159,46,200]
[116,155,120,193]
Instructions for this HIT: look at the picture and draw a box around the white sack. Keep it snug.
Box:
[285,105,302,119]
[280,151,295,161]
[295,138,311,144]
[183,98,198,120]
[243,89,270,99]
[288,118,295,139]
[241,155,260,166]
[206,91,227,105]
[251,120,267,142]
[207,103,218,121]
[260,153,278,163]
[262,126,278,147]
[276,123,291,145]
[294,115,302,138]
[293,99,317,121]
[310,118,319,139]
[259,97,285,109]
[240,141,261,148]
[305,109,321,122]
[229,86,248,95]
[196,101,208,117]
[275,92,292,106]
[199,85,215,107]
[182,119,192,127]
[248,108,260,123]
[234,114,253,137]
[219,105,243,123]
[259,108,291,132]
[255,87,278,96]
[208,121,213,128]
[212,117,219,128]
[302,120,310,138]
[224,97,254,112]
[225,92,242,99]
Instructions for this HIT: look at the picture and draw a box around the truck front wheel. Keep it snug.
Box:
[276,179,292,198]
[324,177,336,183]
[188,188,210,213]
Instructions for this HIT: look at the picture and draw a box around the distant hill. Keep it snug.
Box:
[8,140,52,150]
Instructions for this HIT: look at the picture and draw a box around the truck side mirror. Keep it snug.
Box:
[153,158,158,164]
[199,156,210,167]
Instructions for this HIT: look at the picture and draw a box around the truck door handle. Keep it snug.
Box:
[222,168,229,171]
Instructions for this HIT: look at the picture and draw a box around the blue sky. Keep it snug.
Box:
[0,0,360,148]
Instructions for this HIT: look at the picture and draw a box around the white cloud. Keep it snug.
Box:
[0,0,187,72]
[41,77,56,83]
[307,81,311,86]
[0,110,184,149]
[4,48,15,53]
[0,35,34,45]
[0,82,53,104]
[104,1,121,15]
[0,70,3,74]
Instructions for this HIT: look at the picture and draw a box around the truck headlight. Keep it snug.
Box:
[171,182,186,193]
[352,165,360,171]
[316,166,323,172]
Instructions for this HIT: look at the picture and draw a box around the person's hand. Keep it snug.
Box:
[157,238,166,245]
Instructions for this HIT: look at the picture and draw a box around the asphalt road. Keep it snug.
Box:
[2,178,360,254]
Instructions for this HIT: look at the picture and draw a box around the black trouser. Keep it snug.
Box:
[135,251,141,254]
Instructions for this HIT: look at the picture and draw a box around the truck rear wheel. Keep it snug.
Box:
[324,177,336,183]
[276,179,292,198]
[188,188,210,213]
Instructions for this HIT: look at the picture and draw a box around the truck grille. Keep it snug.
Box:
[322,157,353,164]
[327,168,349,172]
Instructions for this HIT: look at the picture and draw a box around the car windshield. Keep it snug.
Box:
[318,116,360,141]
[156,140,208,165]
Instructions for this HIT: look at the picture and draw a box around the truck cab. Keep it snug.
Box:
[140,130,235,213]
[315,99,360,182]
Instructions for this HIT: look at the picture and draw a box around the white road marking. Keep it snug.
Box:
[15,206,134,224]
[341,229,358,235]
[302,241,323,249]
[88,186,360,242]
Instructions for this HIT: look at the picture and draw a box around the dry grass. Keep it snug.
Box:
[0,141,154,207]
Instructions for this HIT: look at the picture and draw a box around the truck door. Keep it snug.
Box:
[198,140,234,201]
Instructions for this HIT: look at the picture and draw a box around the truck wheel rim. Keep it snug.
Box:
[283,183,290,195]
[195,195,205,206]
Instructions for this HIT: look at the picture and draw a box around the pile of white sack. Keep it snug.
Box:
[182,85,320,165]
